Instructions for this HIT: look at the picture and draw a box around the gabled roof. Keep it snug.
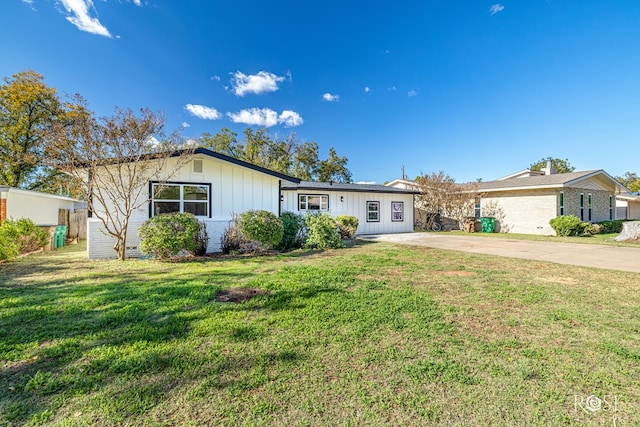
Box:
[281,180,419,194]
[477,170,628,193]
[82,147,302,183]
[190,148,301,183]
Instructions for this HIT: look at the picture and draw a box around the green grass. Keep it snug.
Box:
[2,241,639,426]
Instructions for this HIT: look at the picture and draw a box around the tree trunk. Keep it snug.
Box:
[615,221,640,241]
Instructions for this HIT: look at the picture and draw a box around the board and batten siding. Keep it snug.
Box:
[280,190,414,234]
[87,156,290,259]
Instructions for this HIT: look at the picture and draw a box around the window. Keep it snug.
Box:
[588,193,592,221]
[299,194,328,211]
[610,195,614,220]
[391,201,404,222]
[367,201,380,222]
[474,198,481,219]
[559,192,564,215]
[151,182,210,217]
[580,193,584,221]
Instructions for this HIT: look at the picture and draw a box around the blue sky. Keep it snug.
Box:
[3,1,640,184]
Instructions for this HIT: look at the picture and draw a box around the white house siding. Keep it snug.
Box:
[4,188,77,226]
[280,190,414,234]
[481,190,558,235]
[88,155,289,259]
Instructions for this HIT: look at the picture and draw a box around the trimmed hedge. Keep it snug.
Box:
[139,213,204,259]
[0,218,49,261]
[238,210,284,249]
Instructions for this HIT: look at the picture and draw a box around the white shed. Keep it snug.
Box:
[0,186,79,226]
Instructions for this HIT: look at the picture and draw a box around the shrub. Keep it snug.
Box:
[598,220,624,234]
[0,218,48,261]
[221,215,247,254]
[304,213,343,250]
[549,215,586,236]
[139,213,202,259]
[192,221,209,256]
[278,211,306,250]
[335,215,359,238]
[238,210,284,249]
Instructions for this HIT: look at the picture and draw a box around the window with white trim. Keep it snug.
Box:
[298,194,328,211]
[580,193,585,220]
[391,201,404,222]
[559,192,564,215]
[367,201,380,222]
[474,198,481,219]
[588,193,592,221]
[151,182,210,217]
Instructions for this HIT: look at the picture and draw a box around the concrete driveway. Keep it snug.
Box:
[361,232,640,273]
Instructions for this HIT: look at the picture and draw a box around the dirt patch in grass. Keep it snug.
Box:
[440,270,476,277]
[214,287,269,303]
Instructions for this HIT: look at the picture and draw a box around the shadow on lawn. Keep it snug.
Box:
[0,259,336,425]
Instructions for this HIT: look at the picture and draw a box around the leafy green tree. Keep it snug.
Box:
[0,70,66,189]
[198,127,351,182]
[529,158,575,174]
[199,127,244,158]
[617,172,640,192]
[318,147,352,183]
[292,141,320,180]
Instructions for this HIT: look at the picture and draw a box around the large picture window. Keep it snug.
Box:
[367,201,380,222]
[391,201,404,222]
[299,194,328,211]
[151,182,210,217]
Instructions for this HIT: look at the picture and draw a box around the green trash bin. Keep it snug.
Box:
[479,217,495,233]
[55,225,67,248]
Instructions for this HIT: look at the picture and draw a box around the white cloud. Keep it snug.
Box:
[364,86,371,93]
[231,71,285,96]
[227,108,303,127]
[181,122,190,128]
[278,110,304,127]
[227,108,279,126]
[131,0,142,5]
[489,4,504,15]
[408,90,418,97]
[60,0,112,37]
[388,86,397,91]
[211,75,221,81]
[185,104,222,120]
[322,93,340,102]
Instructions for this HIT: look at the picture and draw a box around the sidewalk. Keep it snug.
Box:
[361,233,640,273]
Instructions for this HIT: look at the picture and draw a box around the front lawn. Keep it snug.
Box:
[1,241,639,426]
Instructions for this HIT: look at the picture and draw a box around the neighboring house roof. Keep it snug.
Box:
[0,186,81,202]
[282,180,420,194]
[497,169,545,180]
[477,170,628,193]
[616,192,640,202]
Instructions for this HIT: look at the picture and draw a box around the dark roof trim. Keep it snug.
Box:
[282,181,419,194]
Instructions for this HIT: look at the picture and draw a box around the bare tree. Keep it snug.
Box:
[49,101,193,260]
[414,171,481,230]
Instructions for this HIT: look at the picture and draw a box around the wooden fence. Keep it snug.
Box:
[58,208,88,240]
